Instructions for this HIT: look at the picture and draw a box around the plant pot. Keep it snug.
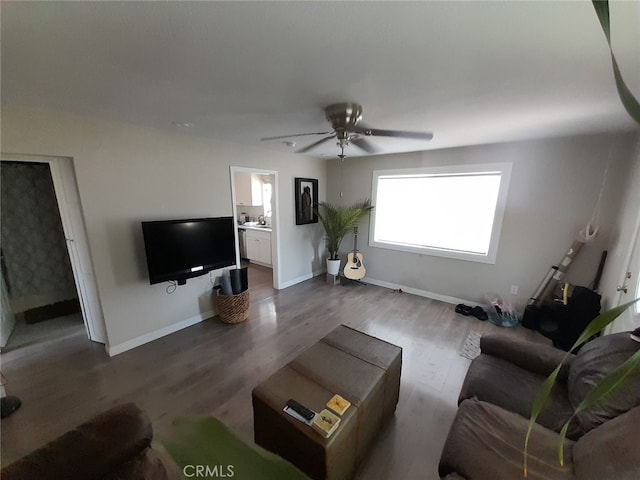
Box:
[326,258,341,276]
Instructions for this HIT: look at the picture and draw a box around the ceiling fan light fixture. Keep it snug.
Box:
[325,102,363,130]
[261,101,432,155]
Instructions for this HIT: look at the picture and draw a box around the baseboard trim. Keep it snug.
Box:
[106,310,213,357]
[278,268,325,290]
[364,277,478,306]
[249,260,272,268]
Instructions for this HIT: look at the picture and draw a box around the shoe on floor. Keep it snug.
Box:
[455,304,473,316]
[471,306,488,321]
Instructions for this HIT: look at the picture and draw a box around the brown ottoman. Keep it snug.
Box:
[252,325,402,480]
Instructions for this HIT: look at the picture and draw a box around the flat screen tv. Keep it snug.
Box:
[141,217,236,285]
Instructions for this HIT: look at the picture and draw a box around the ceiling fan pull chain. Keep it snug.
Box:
[339,146,346,198]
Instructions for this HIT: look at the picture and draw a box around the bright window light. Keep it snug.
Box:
[370,163,512,263]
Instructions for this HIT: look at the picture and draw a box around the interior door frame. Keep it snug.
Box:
[605,195,640,334]
[1,268,16,348]
[229,166,281,290]
[0,154,107,344]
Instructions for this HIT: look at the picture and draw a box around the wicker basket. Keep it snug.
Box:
[216,289,250,324]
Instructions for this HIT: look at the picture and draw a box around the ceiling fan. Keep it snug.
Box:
[261,102,433,155]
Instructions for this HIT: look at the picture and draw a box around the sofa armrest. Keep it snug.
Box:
[480,334,574,381]
[573,405,640,480]
[439,399,575,480]
[1,403,155,480]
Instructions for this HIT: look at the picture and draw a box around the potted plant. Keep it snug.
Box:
[316,199,372,276]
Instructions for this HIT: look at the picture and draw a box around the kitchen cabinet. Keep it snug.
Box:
[245,229,272,266]
[235,173,263,206]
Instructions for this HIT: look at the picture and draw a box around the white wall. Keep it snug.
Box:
[327,132,639,309]
[1,107,327,353]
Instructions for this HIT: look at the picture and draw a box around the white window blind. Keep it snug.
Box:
[370,163,512,263]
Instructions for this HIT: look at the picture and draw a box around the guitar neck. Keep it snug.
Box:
[353,226,359,252]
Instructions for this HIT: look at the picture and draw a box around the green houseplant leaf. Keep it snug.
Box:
[592,0,640,125]
[523,363,568,477]
[523,297,640,476]
[316,199,372,259]
[162,416,311,480]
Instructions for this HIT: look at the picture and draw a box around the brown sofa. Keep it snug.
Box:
[458,331,640,438]
[439,399,640,480]
[439,332,640,479]
[1,403,169,480]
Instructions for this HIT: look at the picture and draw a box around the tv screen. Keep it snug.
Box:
[141,217,236,285]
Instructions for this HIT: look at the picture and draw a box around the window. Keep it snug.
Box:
[262,182,272,220]
[370,163,512,264]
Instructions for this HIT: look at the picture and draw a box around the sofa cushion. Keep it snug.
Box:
[439,399,575,480]
[573,405,640,480]
[458,354,580,437]
[568,332,640,434]
[480,334,574,381]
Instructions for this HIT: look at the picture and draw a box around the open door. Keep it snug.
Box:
[612,221,640,332]
[50,157,108,343]
[0,268,16,348]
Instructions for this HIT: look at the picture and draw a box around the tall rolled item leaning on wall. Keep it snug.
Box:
[535,239,586,306]
[532,224,600,306]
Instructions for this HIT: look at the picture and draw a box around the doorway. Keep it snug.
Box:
[1,161,82,350]
[611,211,640,333]
[230,166,280,290]
[0,155,107,351]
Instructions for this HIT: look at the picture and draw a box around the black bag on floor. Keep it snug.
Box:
[552,286,601,352]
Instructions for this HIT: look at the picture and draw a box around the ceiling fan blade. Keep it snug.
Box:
[296,135,335,153]
[351,137,377,154]
[354,126,433,141]
[260,131,333,141]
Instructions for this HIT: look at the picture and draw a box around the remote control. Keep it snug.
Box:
[286,399,315,421]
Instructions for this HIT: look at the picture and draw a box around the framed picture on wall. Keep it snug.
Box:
[295,177,319,225]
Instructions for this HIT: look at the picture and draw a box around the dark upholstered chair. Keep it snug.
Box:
[458,331,640,438]
[1,403,169,480]
[439,399,640,480]
[439,332,640,479]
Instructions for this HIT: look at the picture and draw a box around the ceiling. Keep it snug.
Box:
[2,1,639,158]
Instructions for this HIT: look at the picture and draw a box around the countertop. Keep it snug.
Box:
[238,224,272,232]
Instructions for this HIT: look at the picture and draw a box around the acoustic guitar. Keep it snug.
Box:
[344,226,366,280]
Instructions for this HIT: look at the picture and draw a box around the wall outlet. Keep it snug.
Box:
[510,285,519,295]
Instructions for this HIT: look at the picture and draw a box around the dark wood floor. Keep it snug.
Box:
[0,264,546,478]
